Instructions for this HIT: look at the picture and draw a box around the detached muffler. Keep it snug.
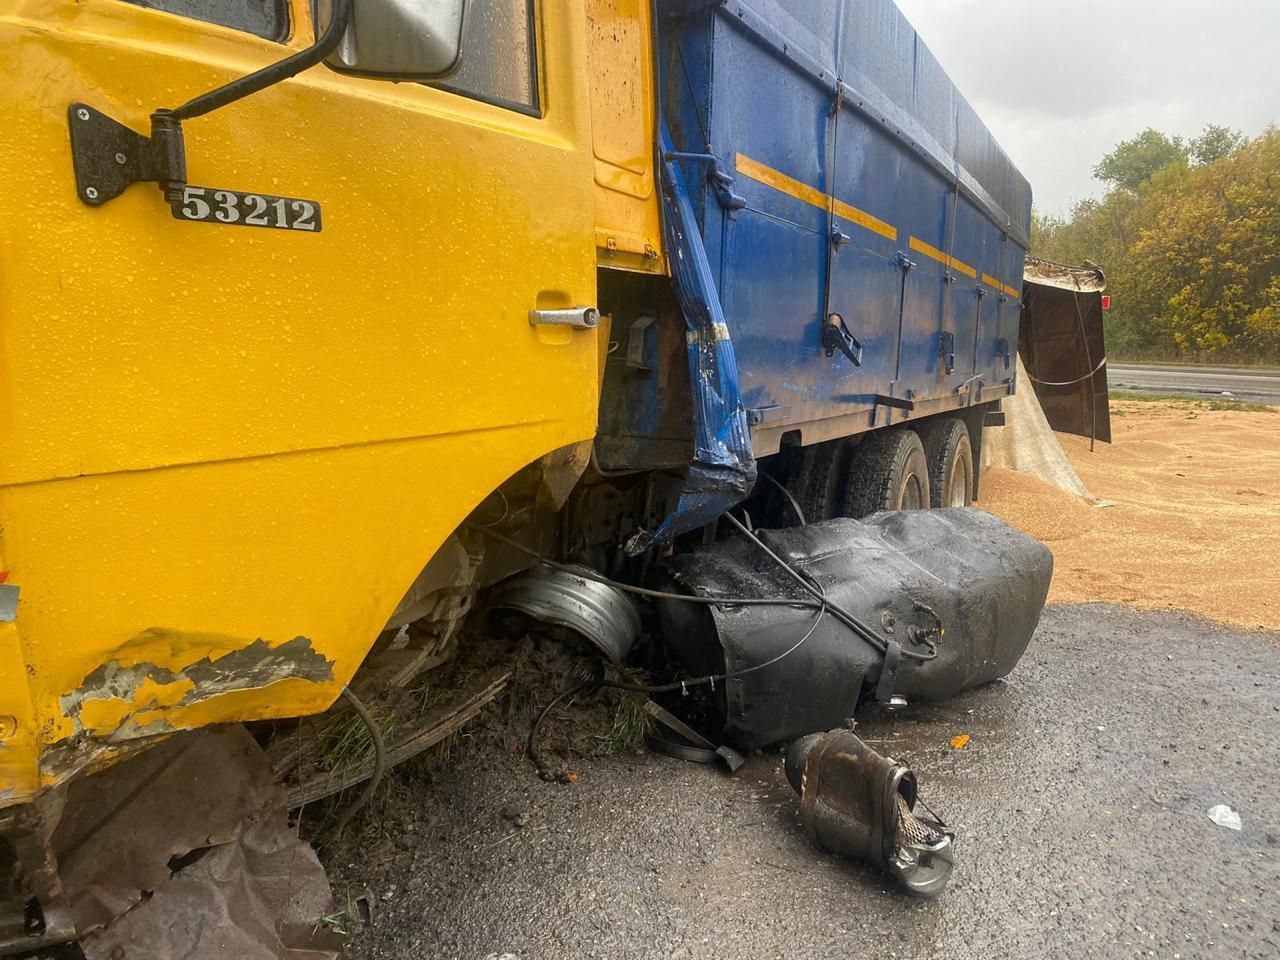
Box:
[654,508,1052,750]
[786,729,954,898]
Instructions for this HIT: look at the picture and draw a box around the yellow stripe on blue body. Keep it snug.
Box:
[735,154,897,242]
[908,235,977,279]
[982,273,1022,299]
[735,153,1020,299]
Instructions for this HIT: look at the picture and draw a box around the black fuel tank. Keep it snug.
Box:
[653,509,1053,750]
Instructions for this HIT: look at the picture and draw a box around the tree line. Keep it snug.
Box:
[1032,124,1280,364]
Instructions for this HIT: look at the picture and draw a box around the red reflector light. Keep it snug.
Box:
[1101,295,1112,310]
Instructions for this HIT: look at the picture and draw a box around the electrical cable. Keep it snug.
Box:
[526,600,828,780]
[476,526,820,611]
[759,472,807,526]
[1022,354,1107,387]
[329,685,387,837]
[720,513,936,662]
[475,522,934,663]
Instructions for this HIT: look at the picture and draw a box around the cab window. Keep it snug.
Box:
[122,0,288,41]
[435,0,539,116]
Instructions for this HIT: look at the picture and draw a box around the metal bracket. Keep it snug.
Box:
[956,375,985,403]
[896,251,917,272]
[746,404,786,427]
[663,151,747,213]
[68,104,185,206]
[822,313,863,366]
[625,314,657,375]
[831,228,851,249]
[875,393,916,411]
[995,337,1012,370]
[938,331,956,375]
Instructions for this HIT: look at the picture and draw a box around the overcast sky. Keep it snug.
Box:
[892,0,1280,215]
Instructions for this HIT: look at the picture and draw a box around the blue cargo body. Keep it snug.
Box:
[656,0,1032,457]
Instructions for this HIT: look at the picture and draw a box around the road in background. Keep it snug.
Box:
[1109,362,1280,404]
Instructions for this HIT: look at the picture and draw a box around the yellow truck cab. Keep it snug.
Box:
[1,0,663,804]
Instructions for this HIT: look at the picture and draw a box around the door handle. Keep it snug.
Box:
[529,307,600,329]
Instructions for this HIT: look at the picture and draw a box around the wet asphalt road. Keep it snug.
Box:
[1109,362,1280,405]
[340,604,1280,960]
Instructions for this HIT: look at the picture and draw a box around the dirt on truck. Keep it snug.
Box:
[0,0,1095,954]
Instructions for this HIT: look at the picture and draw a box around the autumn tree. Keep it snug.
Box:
[1034,126,1280,363]
[1092,129,1187,192]
[1189,124,1247,165]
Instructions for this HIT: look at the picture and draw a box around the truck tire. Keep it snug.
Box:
[917,418,973,508]
[792,440,851,522]
[841,428,930,517]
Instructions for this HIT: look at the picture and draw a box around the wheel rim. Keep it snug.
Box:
[900,472,927,510]
[946,456,969,507]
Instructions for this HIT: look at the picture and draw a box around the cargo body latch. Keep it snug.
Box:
[822,313,863,366]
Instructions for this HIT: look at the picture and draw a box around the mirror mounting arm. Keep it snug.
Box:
[167,0,351,123]
[69,0,352,207]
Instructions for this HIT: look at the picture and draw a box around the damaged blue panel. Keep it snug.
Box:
[627,128,757,554]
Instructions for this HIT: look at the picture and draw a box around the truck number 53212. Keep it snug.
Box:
[174,186,322,232]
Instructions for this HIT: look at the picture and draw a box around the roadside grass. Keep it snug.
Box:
[1108,390,1276,413]
[315,697,398,773]
[595,682,655,756]
[1110,357,1280,370]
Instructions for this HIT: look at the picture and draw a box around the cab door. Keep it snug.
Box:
[0,0,601,787]
[1,0,599,486]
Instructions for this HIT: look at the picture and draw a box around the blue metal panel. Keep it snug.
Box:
[629,127,757,553]
[656,0,1032,451]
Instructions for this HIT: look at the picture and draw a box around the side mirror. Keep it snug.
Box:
[318,0,469,81]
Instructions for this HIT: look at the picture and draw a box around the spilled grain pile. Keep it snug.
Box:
[978,400,1280,632]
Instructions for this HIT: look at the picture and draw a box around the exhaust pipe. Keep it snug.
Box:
[785,729,954,898]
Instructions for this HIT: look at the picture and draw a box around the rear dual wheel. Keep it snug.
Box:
[842,428,931,517]
[783,418,973,522]
[916,418,974,509]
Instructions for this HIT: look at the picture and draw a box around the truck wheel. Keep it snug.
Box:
[792,440,851,522]
[841,429,930,517]
[917,418,973,508]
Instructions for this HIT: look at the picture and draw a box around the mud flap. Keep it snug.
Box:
[653,509,1053,750]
